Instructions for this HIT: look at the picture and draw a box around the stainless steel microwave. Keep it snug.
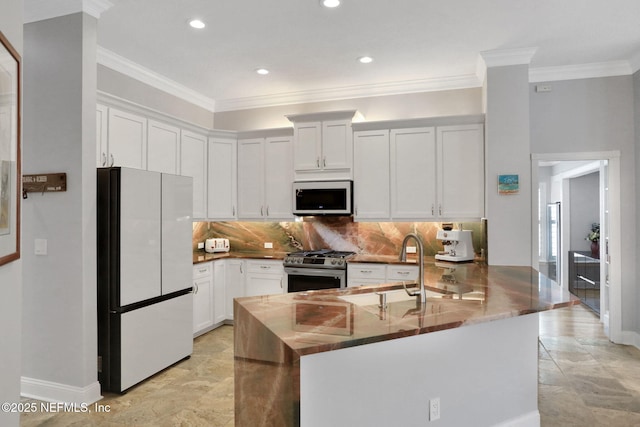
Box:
[292,180,352,216]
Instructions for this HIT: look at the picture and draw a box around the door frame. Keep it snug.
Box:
[531,151,621,342]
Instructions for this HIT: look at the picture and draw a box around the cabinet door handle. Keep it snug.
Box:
[316,157,320,168]
[240,264,243,274]
[266,206,269,217]
[261,206,264,216]
[439,205,442,216]
[323,157,327,167]
[109,154,115,167]
[193,283,198,294]
[260,265,270,269]
[101,153,107,166]
[232,206,235,216]
[431,204,434,216]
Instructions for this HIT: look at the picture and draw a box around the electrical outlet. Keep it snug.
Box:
[429,397,440,421]
[197,242,205,249]
[264,242,273,249]
[406,246,417,254]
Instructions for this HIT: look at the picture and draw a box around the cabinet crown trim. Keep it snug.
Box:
[351,114,485,132]
[286,110,358,123]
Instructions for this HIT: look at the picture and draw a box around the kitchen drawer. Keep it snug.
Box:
[192,262,212,279]
[347,263,386,280]
[246,260,284,275]
[387,265,419,282]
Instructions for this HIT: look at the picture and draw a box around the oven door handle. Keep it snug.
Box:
[285,268,345,277]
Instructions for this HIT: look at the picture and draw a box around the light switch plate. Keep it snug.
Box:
[197,242,204,249]
[264,242,273,249]
[406,246,417,254]
[35,238,47,255]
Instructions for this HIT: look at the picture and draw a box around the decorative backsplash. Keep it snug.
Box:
[193,217,484,257]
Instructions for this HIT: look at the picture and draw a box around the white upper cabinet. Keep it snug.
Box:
[353,117,485,222]
[237,138,264,220]
[437,124,485,219]
[207,136,237,220]
[106,108,148,169]
[264,136,294,220]
[147,119,180,174]
[353,130,390,220]
[288,111,356,181]
[180,130,208,219]
[237,133,294,221]
[390,127,436,220]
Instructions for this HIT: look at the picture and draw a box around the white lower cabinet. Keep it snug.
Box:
[192,262,214,337]
[347,263,419,287]
[347,263,386,287]
[244,260,285,297]
[224,259,246,321]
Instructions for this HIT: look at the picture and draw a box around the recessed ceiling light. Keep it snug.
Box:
[358,56,373,64]
[256,68,270,75]
[189,19,205,29]
[322,0,341,8]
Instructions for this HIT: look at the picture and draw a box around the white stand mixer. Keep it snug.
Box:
[435,229,475,262]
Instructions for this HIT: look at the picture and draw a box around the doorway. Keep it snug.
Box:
[532,152,620,342]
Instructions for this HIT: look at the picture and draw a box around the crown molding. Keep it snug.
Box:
[628,51,640,75]
[97,47,216,112]
[529,60,633,82]
[24,0,113,23]
[479,47,538,68]
[214,74,482,112]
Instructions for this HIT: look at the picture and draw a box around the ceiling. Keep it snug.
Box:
[50,1,640,111]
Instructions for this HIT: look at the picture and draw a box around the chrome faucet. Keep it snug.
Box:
[399,233,426,304]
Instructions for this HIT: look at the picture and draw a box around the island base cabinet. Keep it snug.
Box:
[299,314,539,427]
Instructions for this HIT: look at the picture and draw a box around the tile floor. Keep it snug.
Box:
[20,304,640,426]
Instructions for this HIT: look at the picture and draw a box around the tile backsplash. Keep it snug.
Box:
[193,217,484,257]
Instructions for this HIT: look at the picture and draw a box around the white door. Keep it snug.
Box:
[107,108,147,169]
[237,138,265,219]
[147,120,180,174]
[293,122,321,171]
[119,168,161,306]
[390,127,436,219]
[437,124,484,219]
[353,130,390,220]
[208,137,237,220]
[161,173,193,295]
[322,119,352,170]
[264,136,293,220]
[180,130,207,219]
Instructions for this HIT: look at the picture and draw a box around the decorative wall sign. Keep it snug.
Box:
[498,174,519,195]
[0,31,21,266]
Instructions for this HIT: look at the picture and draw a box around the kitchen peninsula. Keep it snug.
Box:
[234,262,579,427]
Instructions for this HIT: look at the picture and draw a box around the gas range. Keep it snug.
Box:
[283,249,356,270]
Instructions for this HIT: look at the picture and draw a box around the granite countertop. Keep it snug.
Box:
[193,251,287,264]
[234,262,579,361]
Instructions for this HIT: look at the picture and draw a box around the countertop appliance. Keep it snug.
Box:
[97,167,193,393]
[293,180,352,216]
[435,229,475,262]
[205,238,230,253]
[284,249,356,292]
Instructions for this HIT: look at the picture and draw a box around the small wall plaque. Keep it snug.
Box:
[22,173,67,198]
[498,174,519,195]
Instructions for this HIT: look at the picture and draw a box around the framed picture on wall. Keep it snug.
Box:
[0,31,21,267]
[498,174,519,195]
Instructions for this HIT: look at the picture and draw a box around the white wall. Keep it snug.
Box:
[530,76,636,332]
[213,88,483,131]
[484,64,532,266]
[0,0,22,425]
[22,12,100,403]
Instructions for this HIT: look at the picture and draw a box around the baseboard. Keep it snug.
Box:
[620,330,640,349]
[21,377,102,405]
[493,410,540,427]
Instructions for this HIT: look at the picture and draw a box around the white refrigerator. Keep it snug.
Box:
[97,167,193,392]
